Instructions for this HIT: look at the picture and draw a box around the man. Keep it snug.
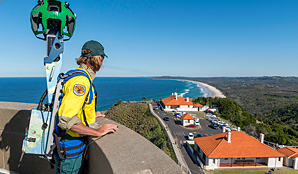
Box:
[56,40,118,174]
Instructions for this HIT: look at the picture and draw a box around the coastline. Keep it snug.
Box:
[176,79,226,98]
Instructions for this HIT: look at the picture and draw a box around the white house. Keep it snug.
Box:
[160,93,204,112]
[193,131,285,170]
[180,113,195,126]
[278,147,298,169]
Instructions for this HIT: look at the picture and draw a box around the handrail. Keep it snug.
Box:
[148,103,192,174]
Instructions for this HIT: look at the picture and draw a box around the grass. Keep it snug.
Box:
[205,169,298,174]
[186,111,206,118]
[179,125,201,129]
[105,100,177,162]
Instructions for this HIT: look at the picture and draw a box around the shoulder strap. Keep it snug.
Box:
[92,83,97,111]
[62,69,93,104]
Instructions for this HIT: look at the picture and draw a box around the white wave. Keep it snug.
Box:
[178,80,212,98]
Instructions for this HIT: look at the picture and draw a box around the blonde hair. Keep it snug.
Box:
[76,49,103,71]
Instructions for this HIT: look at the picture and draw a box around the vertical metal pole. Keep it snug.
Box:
[231,158,233,167]
[255,157,257,166]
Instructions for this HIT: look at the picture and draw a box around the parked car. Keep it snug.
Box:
[163,116,169,121]
[196,134,202,138]
[225,126,231,131]
[174,113,180,116]
[222,123,229,127]
[207,110,216,115]
[230,127,237,131]
[212,119,219,124]
[188,133,194,140]
[208,117,215,121]
[154,107,159,110]
[209,123,219,129]
[195,120,200,126]
[186,124,196,128]
[206,113,213,117]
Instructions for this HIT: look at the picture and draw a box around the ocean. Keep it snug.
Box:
[0,77,211,111]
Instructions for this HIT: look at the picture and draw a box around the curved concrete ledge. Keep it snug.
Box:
[0,102,185,174]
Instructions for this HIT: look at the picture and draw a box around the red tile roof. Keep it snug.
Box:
[193,103,203,107]
[194,131,285,158]
[161,95,193,105]
[181,113,194,120]
[278,147,298,158]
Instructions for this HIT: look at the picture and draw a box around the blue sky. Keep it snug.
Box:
[0,0,297,77]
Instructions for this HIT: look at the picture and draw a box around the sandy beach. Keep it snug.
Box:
[177,79,226,98]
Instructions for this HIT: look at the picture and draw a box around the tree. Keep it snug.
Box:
[208,97,213,107]
[142,97,147,101]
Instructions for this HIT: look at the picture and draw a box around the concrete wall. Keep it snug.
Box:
[0,102,185,174]
[289,157,294,167]
[181,119,194,126]
[294,158,298,170]
[220,158,230,164]
[268,157,283,168]
[284,157,289,166]
[205,158,219,170]
[179,105,195,111]
[199,106,209,112]
[220,157,266,164]
[285,157,298,170]
[164,105,198,112]
[0,102,53,174]
[194,143,198,151]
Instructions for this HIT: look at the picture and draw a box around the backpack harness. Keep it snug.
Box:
[47,69,97,160]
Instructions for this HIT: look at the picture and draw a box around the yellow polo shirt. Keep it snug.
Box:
[58,68,96,137]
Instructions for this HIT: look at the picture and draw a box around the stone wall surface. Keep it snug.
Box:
[0,102,53,174]
[0,102,185,174]
[88,118,185,174]
[0,129,4,169]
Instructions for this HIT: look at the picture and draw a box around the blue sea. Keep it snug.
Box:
[0,77,211,111]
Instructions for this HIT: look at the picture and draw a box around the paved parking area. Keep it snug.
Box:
[152,103,222,174]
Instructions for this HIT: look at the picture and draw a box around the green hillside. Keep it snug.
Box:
[105,100,177,162]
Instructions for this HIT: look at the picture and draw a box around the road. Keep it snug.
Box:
[152,103,222,174]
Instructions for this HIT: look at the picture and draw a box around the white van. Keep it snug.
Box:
[195,119,200,126]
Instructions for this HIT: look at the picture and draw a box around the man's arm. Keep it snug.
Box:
[70,123,118,137]
[96,111,105,117]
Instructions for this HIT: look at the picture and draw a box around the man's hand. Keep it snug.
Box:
[96,124,118,137]
[96,111,105,118]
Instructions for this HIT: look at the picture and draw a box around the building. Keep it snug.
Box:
[160,93,204,111]
[193,131,285,170]
[278,147,298,169]
[180,113,195,126]
[193,103,206,112]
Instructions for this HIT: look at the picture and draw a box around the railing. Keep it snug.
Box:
[148,103,192,174]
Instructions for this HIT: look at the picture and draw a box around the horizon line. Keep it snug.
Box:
[0,76,298,78]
